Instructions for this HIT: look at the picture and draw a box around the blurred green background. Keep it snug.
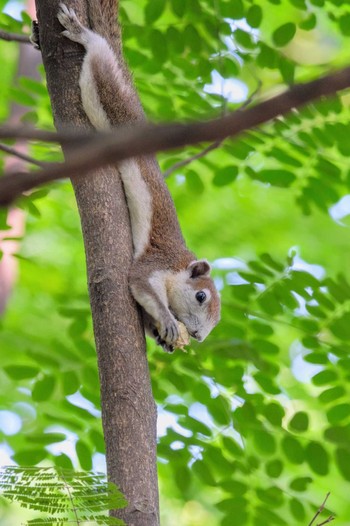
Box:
[1,0,350,524]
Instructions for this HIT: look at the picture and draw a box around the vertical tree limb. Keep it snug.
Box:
[34,1,159,524]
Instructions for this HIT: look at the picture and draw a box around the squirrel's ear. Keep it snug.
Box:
[188,259,211,279]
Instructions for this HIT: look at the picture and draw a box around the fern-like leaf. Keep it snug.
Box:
[0,466,127,525]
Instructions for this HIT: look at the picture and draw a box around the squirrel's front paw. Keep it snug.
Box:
[158,315,179,345]
[57,3,87,44]
[158,337,175,354]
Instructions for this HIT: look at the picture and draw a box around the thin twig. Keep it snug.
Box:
[309,493,333,526]
[1,64,350,205]
[317,517,335,526]
[0,143,47,167]
[0,30,31,44]
[0,125,92,143]
[163,140,223,177]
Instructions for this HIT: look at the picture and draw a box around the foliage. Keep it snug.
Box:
[0,466,126,525]
[1,0,350,525]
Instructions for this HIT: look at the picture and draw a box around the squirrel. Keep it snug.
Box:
[56,3,221,353]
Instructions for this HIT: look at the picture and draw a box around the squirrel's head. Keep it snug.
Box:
[167,260,221,343]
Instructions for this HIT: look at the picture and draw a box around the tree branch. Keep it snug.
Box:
[34,1,159,524]
[0,30,31,44]
[0,143,46,167]
[1,64,350,205]
[308,493,335,526]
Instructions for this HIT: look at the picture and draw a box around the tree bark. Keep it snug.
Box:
[34,1,159,524]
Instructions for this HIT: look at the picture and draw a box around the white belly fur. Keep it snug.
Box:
[119,159,152,259]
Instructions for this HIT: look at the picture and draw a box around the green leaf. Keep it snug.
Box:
[26,433,66,445]
[62,371,80,395]
[326,403,350,424]
[19,77,47,96]
[273,23,297,47]
[221,0,244,19]
[312,369,338,386]
[213,166,239,187]
[288,411,309,432]
[184,25,202,53]
[258,44,278,68]
[174,465,191,493]
[192,460,216,485]
[9,87,36,106]
[299,13,317,30]
[258,289,283,315]
[144,0,165,24]
[304,352,328,365]
[305,441,329,475]
[264,403,285,427]
[13,449,47,465]
[335,448,350,481]
[330,312,350,340]
[254,373,281,395]
[265,459,283,478]
[246,5,263,28]
[281,436,304,464]
[4,365,39,380]
[324,425,350,445]
[339,14,350,36]
[257,169,296,187]
[221,480,248,495]
[54,453,74,470]
[319,386,346,405]
[260,253,284,272]
[254,430,276,455]
[222,436,243,458]
[290,498,306,521]
[32,375,56,402]
[269,147,303,168]
[167,27,185,54]
[179,415,211,437]
[150,29,168,63]
[289,476,313,492]
[256,487,284,507]
[90,429,105,452]
[186,171,205,194]
[76,440,92,471]
[217,497,248,513]
[207,395,231,426]
[170,0,186,17]
[234,29,254,49]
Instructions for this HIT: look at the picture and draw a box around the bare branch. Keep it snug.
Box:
[0,125,90,143]
[309,493,334,526]
[0,30,31,44]
[0,143,46,167]
[317,517,335,526]
[1,64,350,205]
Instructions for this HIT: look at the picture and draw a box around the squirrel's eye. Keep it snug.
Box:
[195,291,206,304]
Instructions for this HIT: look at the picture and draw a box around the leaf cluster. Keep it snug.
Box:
[0,466,126,525]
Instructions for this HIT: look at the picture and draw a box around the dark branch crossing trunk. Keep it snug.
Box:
[34,1,159,524]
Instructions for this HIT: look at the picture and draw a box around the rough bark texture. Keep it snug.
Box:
[34,1,159,524]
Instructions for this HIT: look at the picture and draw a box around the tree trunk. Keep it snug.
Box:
[34,1,159,524]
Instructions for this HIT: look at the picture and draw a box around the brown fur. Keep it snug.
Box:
[58,2,221,349]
